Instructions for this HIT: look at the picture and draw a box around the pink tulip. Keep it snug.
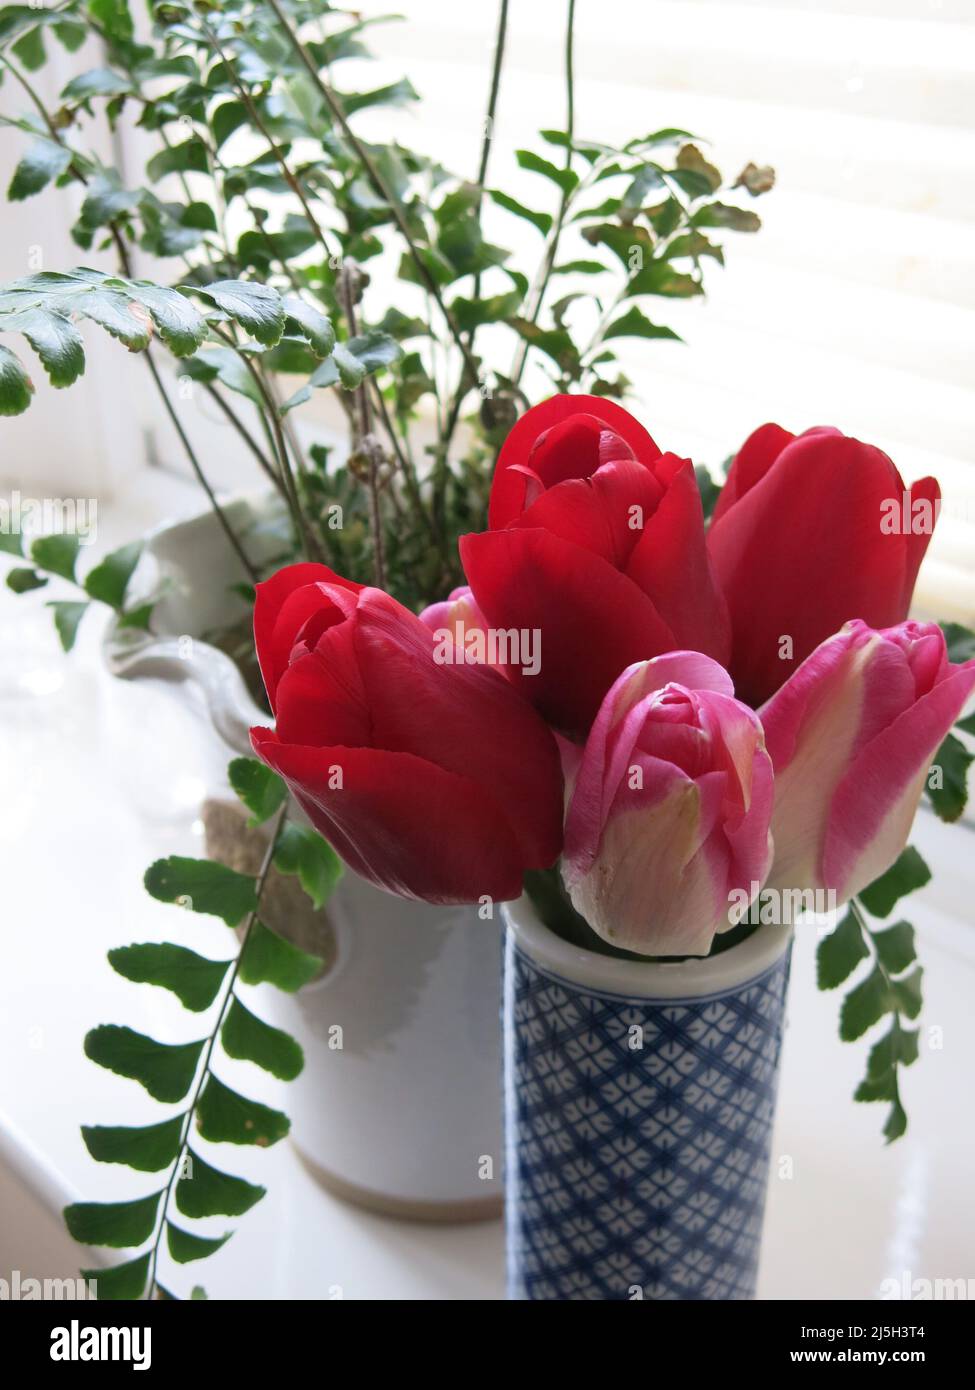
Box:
[760,619,975,901]
[562,652,775,956]
[418,586,492,664]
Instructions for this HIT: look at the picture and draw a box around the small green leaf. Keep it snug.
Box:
[283,296,334,357]
[956,711,975,737]
[883,1098,908,1143]
[228,757,287,826]
[221,998,303,1081]
[515,149,578,196]
[857,847,931,918]
[696,466,721,522]
[337,330,401,384]
[64,1192,161,1249]
[146,137,208,183]
[80,1252,150,1301]
[130,282,207,356]
[195,1075,289,1147]
[0,530,23,557]
[237,920,323,993]
[6,566,47,593]
[488,189,552,235]
[341,76,418,115]
[175,1150,265,1219]
[12,23,45,71]
[871,920,916,976]
[9,305,85,389]
[626,260,702,299]
[88,0,135,43]
[8,137,73,202]
[890,966,924,1021]
[941,622,975,664]
[602,306,681,343]
[839,966,890,1042]
[144,856,257,926]
[211,99,247,148]
[118,602,154,631]
[108,943,231,1012]
[552,259,608,276]
[166,1221,231,1265]
[31,532,80,580]
[62,67,132,102]
[84,540,142,609]
[76,287,150,350]
[197,280,285,348]
[621,164,665,209]
[79,174,139,231]
[675,143,722,192]
[273,824,342,910]
[866,1025,920,1080]
[47,599,89,652]
[0,344,34,415]
[181,347,261,405]
[191,1285,208,1299]
[926,732,973,823]
[854,1070,896,1103]
[692,202,761,233]
[84,1025,204,1103]
[81,1116,184,1173]
[816,909,869,990]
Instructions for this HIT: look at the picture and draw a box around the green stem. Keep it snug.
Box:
[339,265,387,589]
[511,0,576,388]
[264,0,481,388]
[210,327,319,562]
[145,803,289,1300]
[202,19,338,268]
[142,348,260,583]
[439,0,510,453]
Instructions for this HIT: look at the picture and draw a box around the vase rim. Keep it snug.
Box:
[502,894,793,1001]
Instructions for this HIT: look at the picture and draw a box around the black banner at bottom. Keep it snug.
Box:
[1,1297,969,1373]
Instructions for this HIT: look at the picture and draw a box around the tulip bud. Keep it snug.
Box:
[251,564,564,904]
[760,620,975,901]
[707,425,940,706]
[562,652,774,956]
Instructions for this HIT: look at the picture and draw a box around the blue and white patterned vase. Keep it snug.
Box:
[502,898,792,1301]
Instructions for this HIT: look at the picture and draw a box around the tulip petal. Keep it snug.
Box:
[489,394,661,529]
[567,777,729,956]
[514,457,664,568]
[460,526,678,737]
[626,456,731,664]
[274,647,369,749]
[825,659,975,898]
[349,589,564,868]
[254,564,362,707]
[250,729,528,904]
[708,430,931,705]
[711,422,795,524]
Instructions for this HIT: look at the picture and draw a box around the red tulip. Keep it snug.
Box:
[250,564,564,904]
[707,425,940,706]
[460,395,730,740]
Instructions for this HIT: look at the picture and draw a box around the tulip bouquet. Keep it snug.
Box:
[250,394,975,1142]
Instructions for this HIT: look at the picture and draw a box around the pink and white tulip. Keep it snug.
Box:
[562,653,775,956]
[760,619,975,902]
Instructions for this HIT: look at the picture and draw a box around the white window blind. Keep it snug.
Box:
[347,0,975,624]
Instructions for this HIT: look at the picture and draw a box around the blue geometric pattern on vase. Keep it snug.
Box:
[504,938,792,1301]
